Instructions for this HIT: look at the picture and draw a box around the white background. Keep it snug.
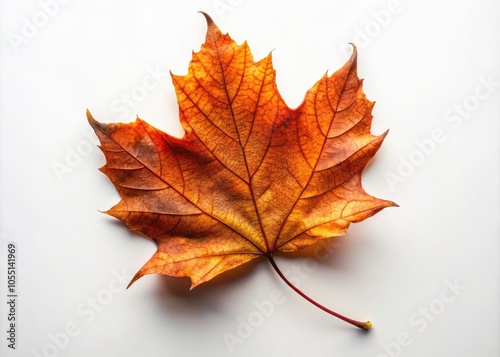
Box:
[1,1,499,356]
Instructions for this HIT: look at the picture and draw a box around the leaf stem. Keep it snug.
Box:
[266,254,372,330]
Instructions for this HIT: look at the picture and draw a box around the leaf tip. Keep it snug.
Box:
[86,109,103,134]
[382,199,399,210]
[347,42,358,56]
[127,271,142,289]
[198,11,214,27]
[86,109,95,124]
[346,42,358,67]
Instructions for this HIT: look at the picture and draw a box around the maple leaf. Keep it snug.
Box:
[88,12,396,329]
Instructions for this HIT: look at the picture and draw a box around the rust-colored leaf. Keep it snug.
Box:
[88,13,396,329]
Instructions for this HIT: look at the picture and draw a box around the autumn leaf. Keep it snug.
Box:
[88,12,396,329]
